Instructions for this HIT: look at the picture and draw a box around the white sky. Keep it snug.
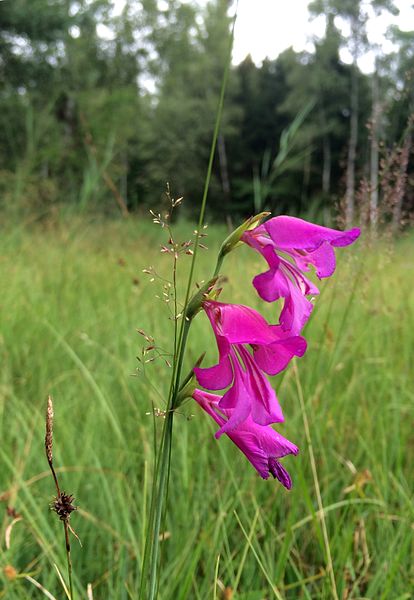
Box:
[231,0,414,71]
[111,0,414,73]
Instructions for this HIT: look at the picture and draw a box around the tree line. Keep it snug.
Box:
[0,0,413,228]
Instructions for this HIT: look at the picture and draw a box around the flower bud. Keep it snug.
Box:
[218,212,270,260]
[186,277,218,320]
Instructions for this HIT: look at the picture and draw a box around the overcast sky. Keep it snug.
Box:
[112,0,414,73]
[231,0,414,72]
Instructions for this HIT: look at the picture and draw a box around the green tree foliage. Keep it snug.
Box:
[137,0,239,216]
[227,54,292,212]
[0,0,412,222]
[309,0,401,225]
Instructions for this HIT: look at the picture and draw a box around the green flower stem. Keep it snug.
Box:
[140,316,192,600]
[213,254,225,278]
[138,418,166,598]
[148,410,173,600]
[141,7,238,598]
[171,319,192,409]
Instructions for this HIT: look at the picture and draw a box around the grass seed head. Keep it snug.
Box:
[45,395,54,464]
[52,492,77,521]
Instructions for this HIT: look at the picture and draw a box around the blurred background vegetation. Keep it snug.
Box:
[0,0,412,226]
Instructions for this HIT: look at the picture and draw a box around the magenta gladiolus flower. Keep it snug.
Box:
[193,389,298,488]
[194,300,306,436]
[242,216,360,334]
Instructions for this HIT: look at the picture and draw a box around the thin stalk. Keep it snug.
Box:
[63,521,74,600]
[171,320,191,407]
[148,412,173,599]
[140,8,238,598]
[293,363,339,600]
[213,254,224,278]
[48,459,61,498]
[145,318,191,599]
[50,460,75,600]
[172,250,178,364]
[139,252,181,598]
[138,415,169,598]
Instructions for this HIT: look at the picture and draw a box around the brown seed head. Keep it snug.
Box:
[52,492,77,521]
[45,395,54,464]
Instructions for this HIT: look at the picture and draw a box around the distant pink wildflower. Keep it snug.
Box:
[193,389,298,488]
[194,300,306,436]
[242,216,360,334]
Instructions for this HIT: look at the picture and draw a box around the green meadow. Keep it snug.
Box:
[0,218,412,599]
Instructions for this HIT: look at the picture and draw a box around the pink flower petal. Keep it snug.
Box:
[204,301,279,345]
[253,265,290,303]
[264,216,360,250]
[193,389,298,487]
[194,336,233,390]
[289,243,336,279]
[216,373,252,437]
[279,278,314,334]
[253,332,307,375]
[239,348,284,425]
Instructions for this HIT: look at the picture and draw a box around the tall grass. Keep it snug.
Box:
[0,219,412,599]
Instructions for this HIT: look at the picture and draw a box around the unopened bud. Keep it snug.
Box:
[218,211,270,260]
[186,278,218,320]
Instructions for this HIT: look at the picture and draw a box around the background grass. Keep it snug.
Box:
[0,216,412,599]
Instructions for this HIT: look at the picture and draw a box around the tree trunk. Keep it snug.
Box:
[345,65,358,227]
[217,133,230,203]
[392,133,411,234]
[301,150,311,208]
[322,134,331,195]
[121,150,128,207]
[370,68,380,232]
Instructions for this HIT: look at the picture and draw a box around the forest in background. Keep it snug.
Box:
[0,0,413,227]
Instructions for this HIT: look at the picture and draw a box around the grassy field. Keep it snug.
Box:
[0,216,412,599]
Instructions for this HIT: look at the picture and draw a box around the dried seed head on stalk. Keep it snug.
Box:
[45,395,54,464]
[52,492,77,521]
[45,396,77,519]
[44,395,79,600]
